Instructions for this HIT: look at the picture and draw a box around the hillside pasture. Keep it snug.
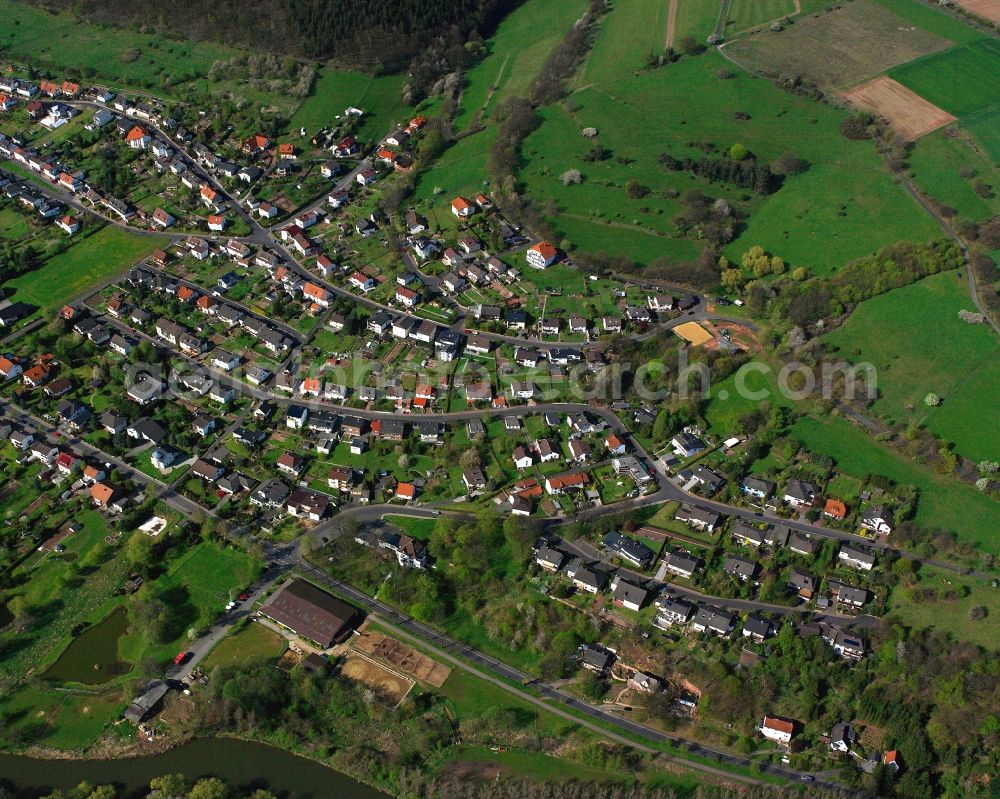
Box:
[822,270,1000,462]
[579,0,666,84]
[518,50,939,272]
[455,0,590,131]
[723,0,953,89]
[842,77,955,140]
[888,39,1000,117]
[3,226,159,315]
[0,0,296,113]
[673,0,725,43]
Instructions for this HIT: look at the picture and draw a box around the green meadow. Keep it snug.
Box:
[3,226,159,314]
[964,107,1000,166]
[823,271,1000,462]
[673,0,724,43]
[889,39,1000,118]
[723,0,798,35]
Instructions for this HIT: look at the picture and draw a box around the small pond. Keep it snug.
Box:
[43,605,133,685]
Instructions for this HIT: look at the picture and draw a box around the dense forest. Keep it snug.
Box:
[21,0,522,74]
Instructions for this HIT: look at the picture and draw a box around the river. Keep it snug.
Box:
[0,738,387,798]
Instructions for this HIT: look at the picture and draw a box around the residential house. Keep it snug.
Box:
[690,606,735,637]
[783,480,818,509]
[602,531,654,569]
[861,505,894,534]
[760,717,795,746]
[526,241,558,269]
[665,549,702,579]
[838,544,876,572]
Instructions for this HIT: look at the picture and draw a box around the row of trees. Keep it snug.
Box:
[658,152,782,195]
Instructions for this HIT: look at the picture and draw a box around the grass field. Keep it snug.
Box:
[413,126,496,204]
[889,567,1000,649]
[673,0,725,43]
[287,67,408,142]
[873,0,987,42]
[724,0,952,89]
[0,683,124,750]
[723,0,798,35]
[907,127,1000,220]
[703,361,793,436]
[202,622,285,670]
[3,226,159,315]
[964,106,1000,166]
[790,416,1000,552]
[889,39,1000,118]
[119,542,261,665]
[579,0,668,84]
[455,0,590,131]
[723,160,939,276]
[822,271,1000,462]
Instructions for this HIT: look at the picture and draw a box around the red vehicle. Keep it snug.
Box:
[238,592,250,601]
[173,651,192,665]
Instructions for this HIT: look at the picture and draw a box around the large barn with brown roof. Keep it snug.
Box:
[259,579,359,648]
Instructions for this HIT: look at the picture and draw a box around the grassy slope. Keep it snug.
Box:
[4,226,159,314]
[455,0,590,131]
[790,415,1000,552]
[964,106,1000,165]
[872,0,986,43]
[822,271,1000,462]
[287,68,409,142]
[579,0,668,84]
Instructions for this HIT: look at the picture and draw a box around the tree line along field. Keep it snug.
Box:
[822,271,1000,463]
[517,43,939,272]
[453,0,590,132]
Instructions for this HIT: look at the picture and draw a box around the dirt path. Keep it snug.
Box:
[665,0,679,49]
